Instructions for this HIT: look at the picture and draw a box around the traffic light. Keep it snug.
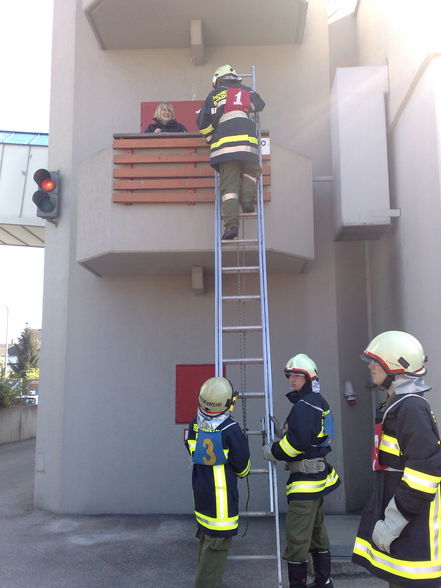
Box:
[32,169,60,222]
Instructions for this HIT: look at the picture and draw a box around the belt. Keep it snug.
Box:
[286,458,326,474]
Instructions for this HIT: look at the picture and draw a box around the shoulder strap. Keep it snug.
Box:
[383,393,429,422]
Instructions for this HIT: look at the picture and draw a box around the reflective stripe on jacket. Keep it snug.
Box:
[353,393,441,587]
[196,80,265,170]
[185,416,250,537]
[271,385,340,501]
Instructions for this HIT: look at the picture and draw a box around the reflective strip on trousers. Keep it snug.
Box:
[222,193,239,202]
[242,173,257,183]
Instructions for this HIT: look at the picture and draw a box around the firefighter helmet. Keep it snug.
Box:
[284,354,318,380]
[212,64,241,88]
[198,377,237,415]
[362,330,427,376]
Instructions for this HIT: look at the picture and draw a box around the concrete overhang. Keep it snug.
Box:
[83,0,308,52]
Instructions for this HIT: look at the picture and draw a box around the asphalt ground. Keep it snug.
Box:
[0,439,387,587]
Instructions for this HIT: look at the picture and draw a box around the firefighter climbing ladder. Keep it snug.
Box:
[214,66,283,588]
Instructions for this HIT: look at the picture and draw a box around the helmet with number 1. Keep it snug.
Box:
[212,64,241,88]
[362,330,427,376]
[284,354,318,380]
[198,377,237,415]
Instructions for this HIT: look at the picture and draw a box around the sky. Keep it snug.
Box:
[0,0,53,343]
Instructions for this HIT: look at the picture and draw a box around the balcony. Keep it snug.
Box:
[83,0,308,56]
[77,133,313,277]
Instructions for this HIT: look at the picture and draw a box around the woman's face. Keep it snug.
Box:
[159,106,172,123]
[288,373,306,391]
[368,360,389,388]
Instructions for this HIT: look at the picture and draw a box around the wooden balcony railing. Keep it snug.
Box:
[112,133,271,204]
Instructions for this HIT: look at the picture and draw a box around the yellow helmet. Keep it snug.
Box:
[198,377,237,415]
[212,64,241,88]
[362,330,427,376]
[284,354,318,380]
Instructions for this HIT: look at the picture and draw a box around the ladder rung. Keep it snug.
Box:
[228,554,277,560]
[221,238,258,246]
[222,295,261,301]
[223,357,264,365]
[222,325,262,333]
[244,429,264,436]
[239,511,276,517]
[239,212,257,218]
[249,468,269,475]
[222,266,260,274]
[240,392,265,399]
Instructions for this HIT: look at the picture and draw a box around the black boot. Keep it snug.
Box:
[241,201,255,213]
[287,561,308,588]
[307,550,334,588]
[222,225,238,240]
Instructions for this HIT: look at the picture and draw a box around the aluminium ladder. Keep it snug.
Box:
[214,66,282,588]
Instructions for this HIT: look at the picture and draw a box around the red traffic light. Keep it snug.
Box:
[33,169,56,192]
[32,169,60,222]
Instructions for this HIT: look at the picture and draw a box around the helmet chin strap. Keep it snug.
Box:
[379,373,395,391]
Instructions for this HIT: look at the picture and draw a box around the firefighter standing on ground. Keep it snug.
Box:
[352,331,441,588]
[185,377,251,588]
[263,354,340,588]
[196,64,265,240]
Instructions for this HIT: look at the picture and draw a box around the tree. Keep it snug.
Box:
[0,378,18,408]
[10,326,39,378]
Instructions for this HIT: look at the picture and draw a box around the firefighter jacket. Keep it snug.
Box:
[270,381,340,501]
[196,80,265,170]
[185,410,251,537]
[353,392,441,587]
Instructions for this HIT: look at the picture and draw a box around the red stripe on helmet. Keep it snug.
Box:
[364,351,404,374]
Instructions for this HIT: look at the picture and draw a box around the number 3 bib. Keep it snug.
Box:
[193,430,227,466]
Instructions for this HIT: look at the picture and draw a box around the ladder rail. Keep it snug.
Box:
[213,65,282,588]
[215,171,223,377]
[252,64,283,588]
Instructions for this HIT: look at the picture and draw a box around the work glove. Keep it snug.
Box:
[269,416,283,438]
[372,496,409,553]
[263,442,277,462]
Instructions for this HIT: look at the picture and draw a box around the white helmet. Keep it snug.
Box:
[198,377,237,415]
[212,64,241,88]
[362,330,427,376]
[284,354,318,380]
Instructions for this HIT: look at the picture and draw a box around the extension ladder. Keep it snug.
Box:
[214,66,282,588]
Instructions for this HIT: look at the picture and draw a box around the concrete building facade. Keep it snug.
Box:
[34,0,441,516]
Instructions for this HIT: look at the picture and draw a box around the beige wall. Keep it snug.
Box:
[0,406,37,444]
[37,0,426,516]
[351,1,441,420]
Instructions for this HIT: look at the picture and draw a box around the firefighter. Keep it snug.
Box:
[185,377,251,588]
[196,64,265,240]
[263,354,340,588]
[352,330,441,588]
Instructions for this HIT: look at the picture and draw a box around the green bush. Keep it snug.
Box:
[0,381,19,408]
